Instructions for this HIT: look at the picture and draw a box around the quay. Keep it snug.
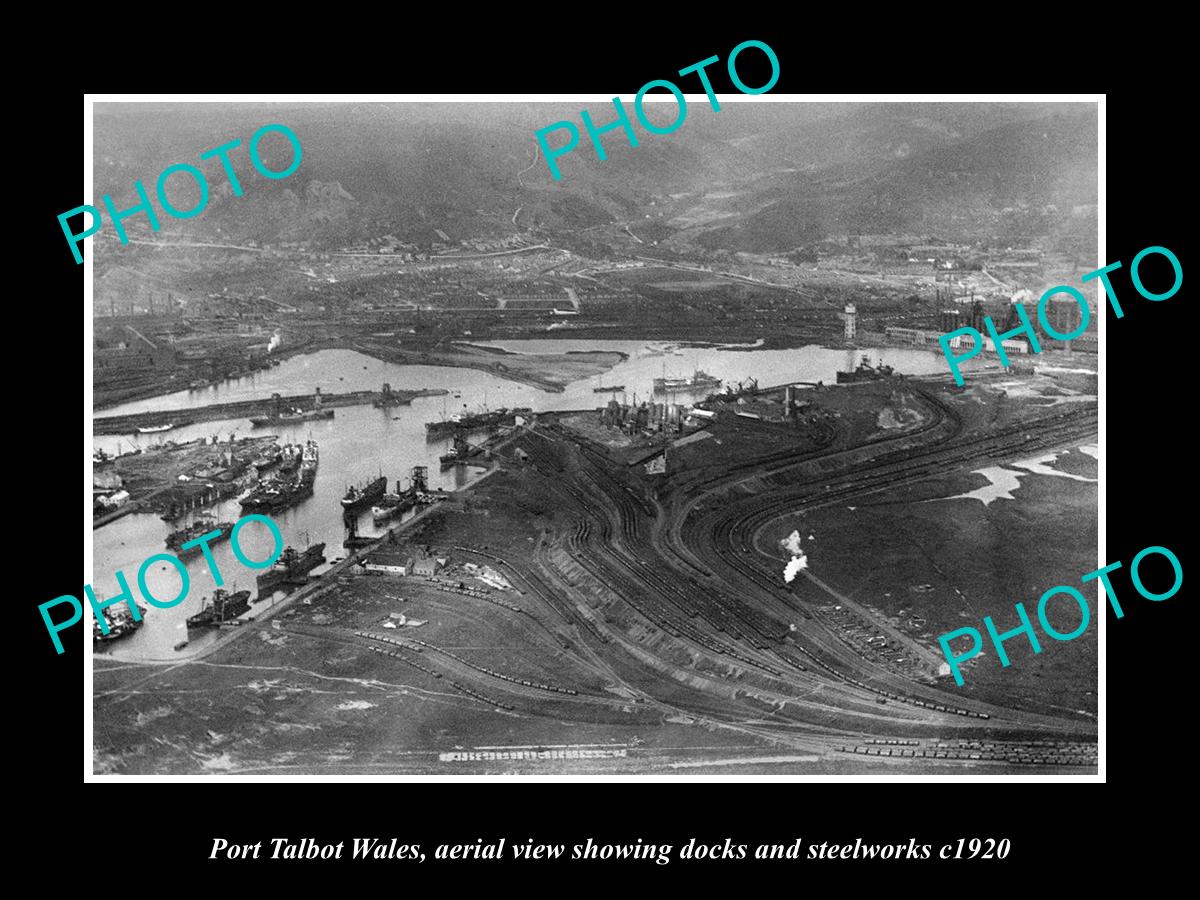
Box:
[93,387,449,435]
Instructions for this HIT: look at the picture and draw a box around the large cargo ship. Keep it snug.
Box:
[277,442,303,474]
[372,466,427,524]
[372,491,415,525]
[240,440,318,513]
[249,407,334,428]
[425,407,532,439]
[251,444,283,472]
[341,475,387,513]
[372,383,411,409]
[256,543,327,595]
[240,474,313,512]
[439,432,476,468]
[250,392,334,428]
[836,354,896,384]
[166,517,233,556]
[653,369,722,393]
[186,589,252,629]
[93,602,148,644]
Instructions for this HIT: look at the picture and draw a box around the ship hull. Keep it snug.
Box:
[256,544,327,594]
[341,476,387,513]
[372,494,415,525]
[186,590,252,628]
[239,480,314,513]
[249,409,335,428]
[168,524,233,557]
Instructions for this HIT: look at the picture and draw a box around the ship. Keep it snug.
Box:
[239,473,314,512]
[137,423,174,434]
[240,440,319,512]
[166,517,233,556]
[256,543,327,595]
[372,491,416,525]
[251,444,283,472]
[186,589,252,628]
[341,475,387,513]
[593,384,626,393]
[373,465,427,524]
[836,354,896,384]
[439,432,475,468]
[653,369,722,393]
[372,383,411,409]
[249,407,335,428]
[424,407,532,439]
[93,602,148,644]
[277,442,303,473]
[300,438,319,475]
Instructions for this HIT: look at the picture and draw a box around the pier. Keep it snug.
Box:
[93,387,450,435]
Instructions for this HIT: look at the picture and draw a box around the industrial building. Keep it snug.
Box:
[361,551,415,575]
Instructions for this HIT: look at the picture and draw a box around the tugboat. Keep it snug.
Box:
[256,544,327,595]
[341,475,387,514]
[186,589,252,629]
[93,602,148,644]
[166,516,233,556]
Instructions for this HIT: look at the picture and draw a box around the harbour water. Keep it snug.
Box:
[90,341,946,661]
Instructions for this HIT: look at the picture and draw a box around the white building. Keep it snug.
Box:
[361,551,415,575]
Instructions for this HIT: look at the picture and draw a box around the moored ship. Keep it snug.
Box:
[653,369,722,393]
[251,444,283,472]
[425,407,532,439]
[239,473,313,512]
[372,465,427,524]
[249,407,335,428]
[186,589,252,629]
[277,442,303,473]
[93,602,148,644]
[836,354,896,384]
[250,391,335,428]
[256,543,327,595]
[372,382,411,409]
[166,517,234,556]
[341,475,387,513]
[372,491,415,525]
[439,432,474,468]
[240,440,319,513]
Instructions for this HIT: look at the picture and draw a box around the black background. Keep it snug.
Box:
[21,19,1189,888]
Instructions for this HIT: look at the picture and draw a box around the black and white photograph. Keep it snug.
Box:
[84,97,1102,777]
